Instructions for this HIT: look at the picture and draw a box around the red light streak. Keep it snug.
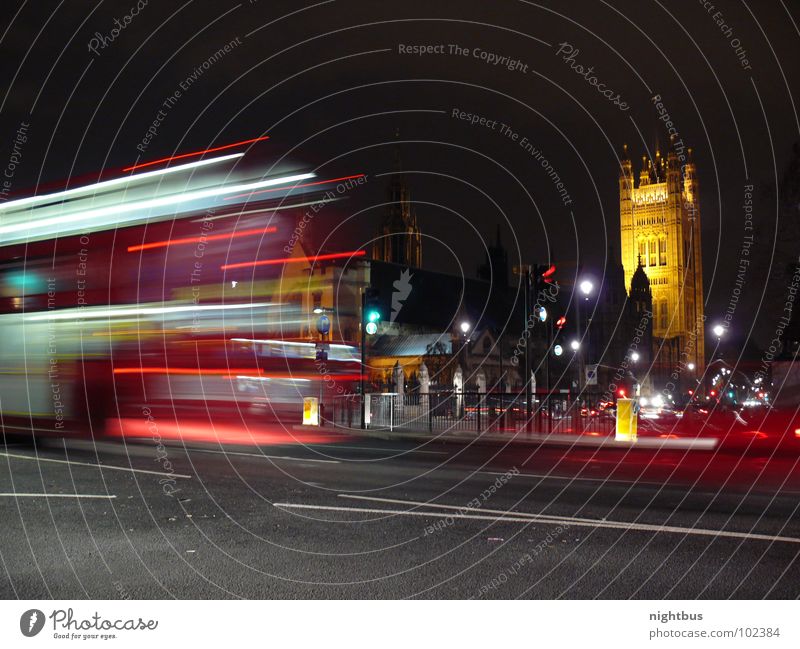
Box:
[127,226,277,253]
[123,136,269,172]
[223,173,365,201]
[109,418,340,446]
[221,249,366,271]
[113,367,366,381]
[114,367,264,376]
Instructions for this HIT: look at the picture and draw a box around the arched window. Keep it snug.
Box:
[638,240,647,264]
[659,237,667,266]
[659,299,668,330]
[649,239,657,267]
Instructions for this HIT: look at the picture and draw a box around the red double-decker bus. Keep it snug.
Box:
[0,148,362,441]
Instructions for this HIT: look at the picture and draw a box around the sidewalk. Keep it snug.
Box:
[302,424,719,451]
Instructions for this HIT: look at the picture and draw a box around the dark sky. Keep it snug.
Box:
[1,0,799,347]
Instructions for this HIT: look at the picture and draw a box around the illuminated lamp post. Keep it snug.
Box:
[575,278,594,393]
[712,323,726,361]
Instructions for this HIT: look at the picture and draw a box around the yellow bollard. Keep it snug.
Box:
[615,398,638,442]
[302,397,319,426]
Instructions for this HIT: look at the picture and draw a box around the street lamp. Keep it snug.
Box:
[713,324,725,338]
[630,351,640,362]
[570,339,581,351]
[575,277,594,392]
[687,362,695,371]
[458,321,471,381]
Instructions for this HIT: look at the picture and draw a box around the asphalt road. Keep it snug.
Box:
[1,431,799,599]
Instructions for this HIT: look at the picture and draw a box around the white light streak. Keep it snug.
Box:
[0,153,243,213]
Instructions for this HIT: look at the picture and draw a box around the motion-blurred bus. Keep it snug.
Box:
[0,145,362,439]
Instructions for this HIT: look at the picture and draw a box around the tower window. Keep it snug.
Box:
[649,239,657,267]
[659,299,668,330]
[638,240,647,264]
[659,238,667,266]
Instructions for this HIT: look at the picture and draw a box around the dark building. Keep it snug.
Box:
[477,225,510,291]
[582,251,654,396]
[372,138,422,268]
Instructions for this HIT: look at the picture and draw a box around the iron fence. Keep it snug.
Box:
[327,391,616,436]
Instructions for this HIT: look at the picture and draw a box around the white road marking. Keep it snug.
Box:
[0,451,192,479]
[274,500,800,544]
[478,471,800,496]
[0,493,116,499]
[185,448,340,464]
[479,470,666,487]
[339,493,599,523]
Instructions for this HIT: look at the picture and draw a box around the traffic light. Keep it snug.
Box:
[534,264,556,295]
[364,287,381,335]
[556,315,567,330]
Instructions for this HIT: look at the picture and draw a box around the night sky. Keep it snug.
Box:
[1,0,799,351]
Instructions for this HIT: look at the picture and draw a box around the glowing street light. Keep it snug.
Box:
[630,351,640,362]
[712,324,726,338]
[574,278,594,391]
[460,321,471,334]
[687,362,695,371]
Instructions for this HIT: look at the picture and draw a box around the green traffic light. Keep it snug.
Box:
[367,310,381,323]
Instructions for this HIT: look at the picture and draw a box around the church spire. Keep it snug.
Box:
[373,131,423,268]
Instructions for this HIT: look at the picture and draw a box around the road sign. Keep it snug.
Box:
[585,364,598,386]
[316,314,330,335]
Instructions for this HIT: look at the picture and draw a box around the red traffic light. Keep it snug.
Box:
[556,316,567,329]
[541,264,556,283]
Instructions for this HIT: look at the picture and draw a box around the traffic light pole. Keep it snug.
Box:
[524,268,532,432]
[360,289,366,430]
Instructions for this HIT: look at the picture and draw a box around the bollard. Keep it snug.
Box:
[615,398,638,441]
[302,397,319,426]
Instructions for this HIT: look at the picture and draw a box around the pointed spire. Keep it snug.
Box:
[393,127,402,173]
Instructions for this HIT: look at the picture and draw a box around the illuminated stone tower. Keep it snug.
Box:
[619,142,705,374]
